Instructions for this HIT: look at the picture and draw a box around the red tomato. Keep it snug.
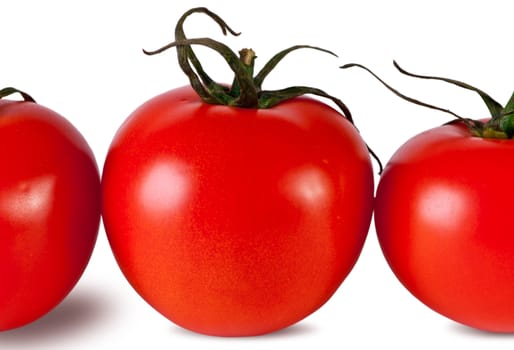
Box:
[102,85,374,336]
[375,120,514,332]
[0,97,101,331]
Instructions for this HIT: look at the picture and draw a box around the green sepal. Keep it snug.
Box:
[341,61,514,139]
[0,87,35,102]
[392,61,504,120]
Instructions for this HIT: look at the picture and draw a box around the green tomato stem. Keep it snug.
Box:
[0,87,35,102]
[341,61,514,140]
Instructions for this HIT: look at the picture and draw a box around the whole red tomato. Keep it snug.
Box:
[0,88,101,331]
[102,6,375,337]
[343,61,514,332]
[102,85,374,336]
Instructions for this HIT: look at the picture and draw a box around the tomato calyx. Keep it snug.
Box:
[143,7,383,173]
[341,61,514,139]
[143,7,350,110]
[0,87,35,102]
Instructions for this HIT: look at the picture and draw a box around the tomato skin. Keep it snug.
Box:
[375,120,514,332]
[0,100,101,331]
[102,85,374,336]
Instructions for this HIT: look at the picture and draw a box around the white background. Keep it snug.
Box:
[1,0,514,348]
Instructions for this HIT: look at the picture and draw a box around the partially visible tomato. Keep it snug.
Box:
[0,89,101,331]
[375,120,514,332]
[342,61,514,332]
[102,85,374,336]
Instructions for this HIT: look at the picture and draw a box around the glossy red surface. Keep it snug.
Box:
[102,86,374,336]
[0,99,101,331]
[375,120,514,332]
